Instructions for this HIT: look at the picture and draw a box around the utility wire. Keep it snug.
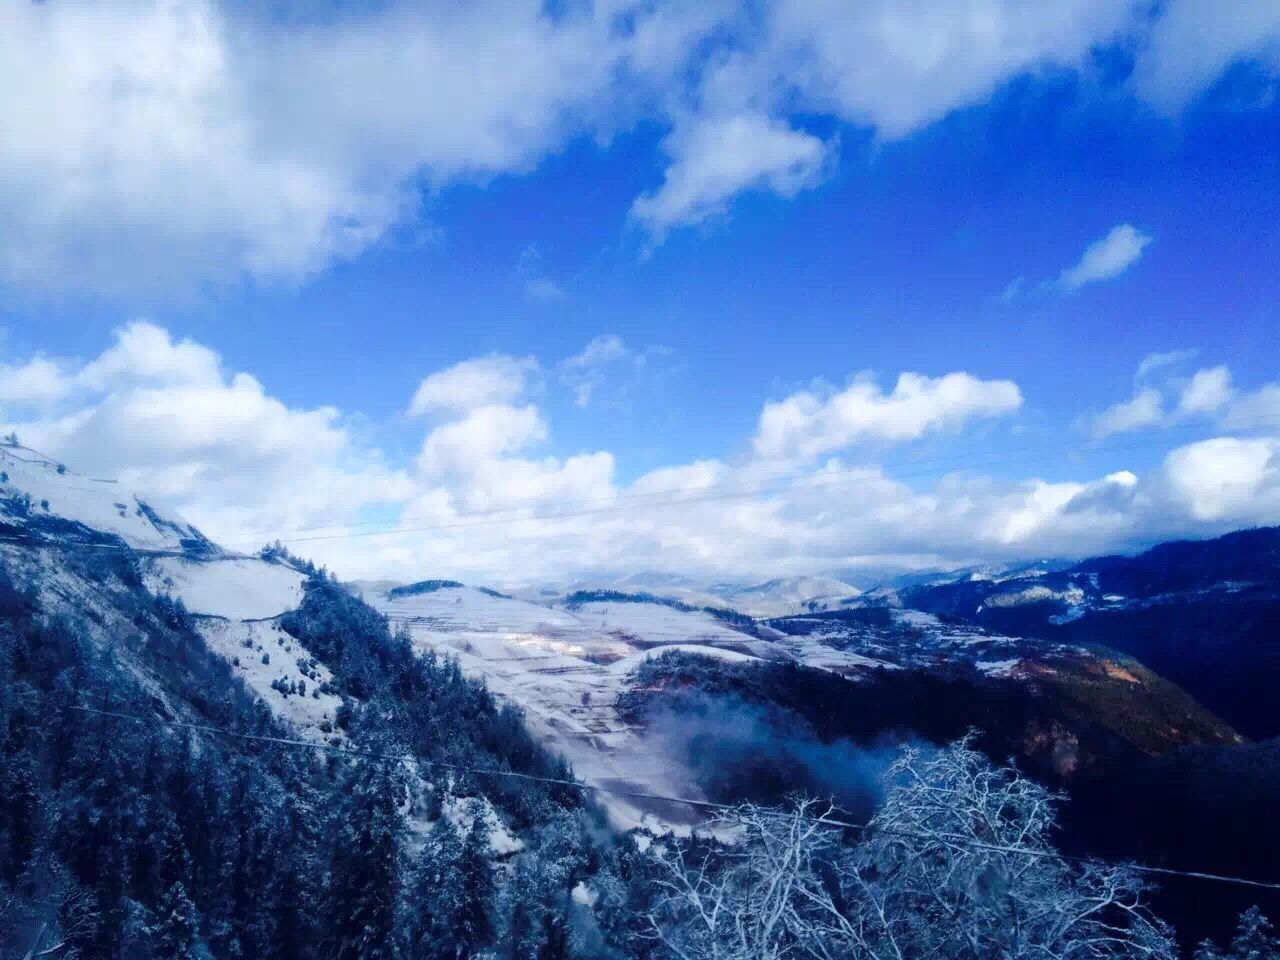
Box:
[71,705,1280,893]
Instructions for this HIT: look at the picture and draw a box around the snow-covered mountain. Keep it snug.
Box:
[0,443,345,741]
[0,443,216,553]
[0,441,1253,831]
[522,571,863,619]
[358,580,771,829]
[713,575,862,617]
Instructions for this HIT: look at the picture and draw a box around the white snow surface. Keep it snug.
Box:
[717,575,862,618]
[366,584,767,830]
[363,581,1085,830]
[0,445,210,552]
[144,556,306,620]
[194,618,343,740]
[518,572,862,619]
[977,658,1023,678]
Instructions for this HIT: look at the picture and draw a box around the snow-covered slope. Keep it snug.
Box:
[0,444,215,553]
[0,443,345,741]
[716,575,861,618]
[144,555,306,620]
[525,572,863,619]
[362,582,769,829]
[139,554,341,740]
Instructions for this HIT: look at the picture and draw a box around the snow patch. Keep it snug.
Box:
[144,556,306,620]
[194,618,342,739]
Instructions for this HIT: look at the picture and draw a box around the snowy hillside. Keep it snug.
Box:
[360,575,1192,828]
[524,571,863,618]
[0,443,216,553]
[0,440,1253,836]
[143,555,306,619]
[363,581,772,829]
[0,443,345,741]
[716,575,862,617]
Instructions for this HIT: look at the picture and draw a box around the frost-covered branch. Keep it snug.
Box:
[646,736,1177,960]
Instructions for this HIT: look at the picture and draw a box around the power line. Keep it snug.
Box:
[70,705,1280,893]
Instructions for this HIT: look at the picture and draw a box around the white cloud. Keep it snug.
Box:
[560,335,630,406]
[1090,387,1164,438]
[1,322,411,543]
[408,355,539,416]
[0,1,1275,292]
[765,0,1135,137]
[631,112,832,234]
[1088,359,1279,438]
[1178,365,1234,415]
[1163,436,1279,521]
[0,358,74,407]
[0,0,695,298]
[416,404,547,475]
[1057,224,1153,292]
[1136,348,1198,381]
[516,245,565,302]
[1222,384,1280,430]
[558,334,674,408]
[753,371,1023,460]
[1134,0,1280,110]
[6,326,1280,584]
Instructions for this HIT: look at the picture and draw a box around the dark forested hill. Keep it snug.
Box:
[898,526,1280,738]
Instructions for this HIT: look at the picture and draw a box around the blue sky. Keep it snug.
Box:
[0,1,1278,584]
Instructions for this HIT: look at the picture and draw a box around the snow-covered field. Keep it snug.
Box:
[361,581,1095,828]
[144,556,306,619]
[716,575,862,618]
[365,583,768,829]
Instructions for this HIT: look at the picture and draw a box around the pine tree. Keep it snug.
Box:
[329,755,406,960]
[458,805,496,955]
[407,803,494,960]
[154,881,200,960]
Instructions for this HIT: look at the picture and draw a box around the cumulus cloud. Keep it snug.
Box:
[1178,365,1234,415]
[408,355,539,416]
[416,404,547,475]
[4,326,1280,585]
[1057,224,1154,292]
[1,1,1274,297]
[1163,437,1279,522]
[1090,387,1165,439]
[1087,357,1279,439]
[631,113,832,234]
[0,358,75,407]
[0,0,693,297]
[1222,384,1280,430]
[0,322,411,542]
[753,371,1023,460]
[1133,0,1280,110]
